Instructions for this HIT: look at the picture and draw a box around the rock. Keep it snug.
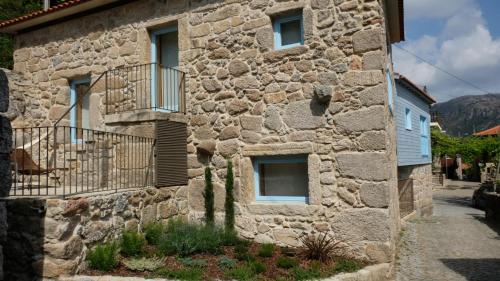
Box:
[48,105,69,121]
[363,51,384,70]
[241,130,260,143]
[201,79,222,92]
[228,60,250,77]
[317,72,338,85]
[256,27,274,49]
[158,202,178,218]
[141,204,157,226]
[220,126,240,140]
[44,236,83,259]
[264,91,286,104]
[234,76,260,90]
[335,152,390,181]
[333,106,385,134]
[34,257,77,278]
[227,99,248,115]
[62,198,89,216]
[209,48,231,59]
[330,208,390,242]
[254,234,274,244]
[325,47,345,61]
[343,71,384,86]
[263,46,308,63]
[197,140,216,155]
[283,100,326,129]
[314,85,332,103]
[358,131,386,151]
[264,106,282,131]
[217,139,240,157]
[188,180,225,211]
[359,182,389,208]
[194,125,217,140]
[352,29,383,54]
[365,242,392,263]
[358,84,386,106]
[240,116,262,132]
[0,69,9,113]
[273,228,300,247]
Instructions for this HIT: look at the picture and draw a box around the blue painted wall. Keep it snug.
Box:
[395,81,432,166]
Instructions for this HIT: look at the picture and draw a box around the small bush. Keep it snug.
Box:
[300,233,342,262]
[225,265,255,281]
[293,266,322,281]
[219,256,237,269]
[121,231,146,257]
[178,257,208,268]
[155,267,203,281]
[235,242,249,255]
[122,257,165,272]
[144,222,164,245]
[333,258,361,273]
[87,242,119,272]
[257,243,275,257]
[236,252,256,262]
[276,256,299,269]
[248,260,266,274]
[221,229,239,246]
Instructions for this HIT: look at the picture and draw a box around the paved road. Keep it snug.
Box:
[396,184,500,281]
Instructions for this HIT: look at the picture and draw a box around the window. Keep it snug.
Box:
[386,69,394,111]
[405,108,412,130]
[273,13,303,50]
[70,78,91,143]
[254,156,309,203]
[420,116,429,157]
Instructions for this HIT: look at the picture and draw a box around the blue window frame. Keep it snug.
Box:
[386,69,394,112]
[273,13,304,50]
[420,116,429,157]
[70,77,91,144]
[253,155,309,203]
[405,108,412,130]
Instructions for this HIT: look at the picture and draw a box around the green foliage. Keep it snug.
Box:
[276,256,299,269]
[225,265,255,281]
[144,222,164,246]
[155,267,203,281]
[122,257,165,272]
[221,229,239,246]
[219,256,237,269]
[299,233,342,262]
[178,257,208,268]
[248,260,266,274]
[225,159,235,230]
[86,242,119,272]
[332,258,361,273]
[204,166,215,225]
[257,243,275,257]
[292,266,322,281]
[120,231,146,257]
[235,241,255,261]
[158,219,225,257]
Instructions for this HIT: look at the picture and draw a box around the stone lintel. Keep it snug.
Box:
[104,110,188,125]
[242,142,313,156]
[265,1,305,16]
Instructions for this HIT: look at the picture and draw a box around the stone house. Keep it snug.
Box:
[394,74,435,217]
[0,0,405,275]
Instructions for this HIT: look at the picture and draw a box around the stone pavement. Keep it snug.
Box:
[396,182,500,281]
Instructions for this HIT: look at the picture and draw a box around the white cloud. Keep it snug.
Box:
[394,0,500,102]
[405,0,475,20]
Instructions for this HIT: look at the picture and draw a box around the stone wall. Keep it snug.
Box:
[10,0,400,264]
[398,164,433,217]
[2,187,187,279]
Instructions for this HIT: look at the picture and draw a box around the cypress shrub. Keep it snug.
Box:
[224,159,235,231]
[204,166,215,225]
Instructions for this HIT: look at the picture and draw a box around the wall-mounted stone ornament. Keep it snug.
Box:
[313,85,332,103]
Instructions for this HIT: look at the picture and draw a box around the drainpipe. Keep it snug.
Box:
[44,0,50,10]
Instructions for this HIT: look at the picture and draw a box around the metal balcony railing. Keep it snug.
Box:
[10,126,155,197]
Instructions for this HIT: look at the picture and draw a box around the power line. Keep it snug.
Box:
[394,45,491,95]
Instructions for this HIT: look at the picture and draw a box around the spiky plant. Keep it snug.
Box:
[299,232,343,262]
[203,166,214,225]
[224,159,235,231]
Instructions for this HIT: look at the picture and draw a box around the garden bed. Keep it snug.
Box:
[82,219,368,281]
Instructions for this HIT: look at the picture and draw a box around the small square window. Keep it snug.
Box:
[273,14,303,50]
[405,108,412,130]
[254,156,308,203]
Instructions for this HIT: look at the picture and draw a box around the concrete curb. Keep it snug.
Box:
[52,263,391,281]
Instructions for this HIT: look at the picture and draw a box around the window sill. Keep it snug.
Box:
[248,202,321,216]
[255,196,308,204]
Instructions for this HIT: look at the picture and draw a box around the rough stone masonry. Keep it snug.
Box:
[7,0,401,274]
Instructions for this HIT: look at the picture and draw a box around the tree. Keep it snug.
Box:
[224,159,235,231]
[203,166,214,225]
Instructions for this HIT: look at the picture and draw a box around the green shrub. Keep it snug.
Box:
[178,257,208,268]
[300,233,342,262]
[293,266,322,281]
[155,267,203,281]
[121,231,146,257]
[236,252,256,262]
[221,229,239,246]
[235,242,249,255]
[122,257,165,272]
[158,219,224,257]
[257,243,275,257]
[225,265,255,281]
[248,260,266,274]
[219,256,237,269]
[204,166,215,225]
[276,256,299,269]
[333,258,361,273]
[87,242,119,272]
[144,222,164,245]
[225,159,235,230]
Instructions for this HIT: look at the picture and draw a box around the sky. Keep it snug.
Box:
[393,0,500,102]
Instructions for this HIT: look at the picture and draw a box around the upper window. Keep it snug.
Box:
[405,108,412,130]
[420,116,429,157]
[273,13,304,50]
[254,155,308,203]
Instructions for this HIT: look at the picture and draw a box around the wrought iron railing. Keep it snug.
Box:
[105,63,186,114]
[10,126,155,197]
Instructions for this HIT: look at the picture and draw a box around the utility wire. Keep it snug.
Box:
[394,45,491,95]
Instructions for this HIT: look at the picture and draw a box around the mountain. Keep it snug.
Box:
[431,94,500,137]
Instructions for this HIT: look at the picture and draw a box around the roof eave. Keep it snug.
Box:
[386,0,405,43]
[395,74,437,105]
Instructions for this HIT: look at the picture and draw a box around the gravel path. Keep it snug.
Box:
[396,184,500,281]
